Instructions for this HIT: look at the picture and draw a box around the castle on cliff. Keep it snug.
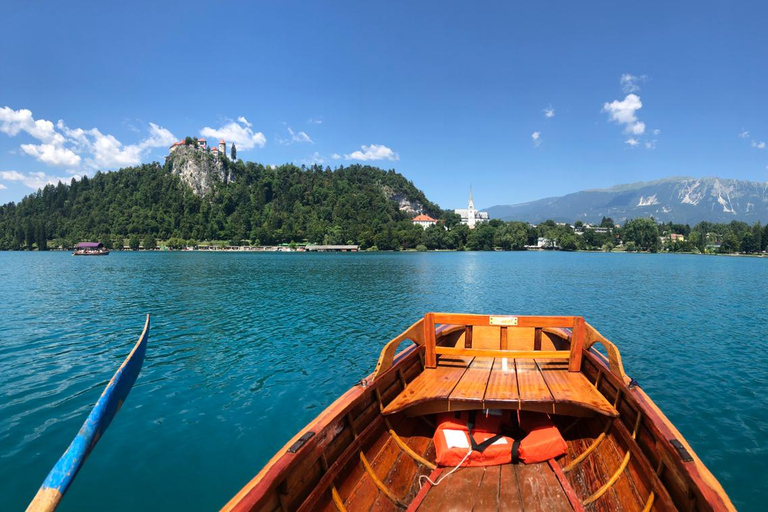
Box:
[168,138,228,159]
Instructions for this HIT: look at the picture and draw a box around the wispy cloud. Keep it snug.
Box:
[543,106,555,119]
[300,152,326,165]
[0,183,7,190]
[308,118,323,124]
[625,138,640,147]
[278,127,313,145]
[620,73,647,93]
[200,117,266,150]
[343,144,399,161]
[753,140,766,149]
[739,130,750,139]
[1,169,78,190]
[1,105,175,170]
[531,131,542,147]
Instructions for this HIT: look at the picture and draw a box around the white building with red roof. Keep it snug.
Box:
[412,214,438,229]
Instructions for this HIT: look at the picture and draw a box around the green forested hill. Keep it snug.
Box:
[0,160,449,250]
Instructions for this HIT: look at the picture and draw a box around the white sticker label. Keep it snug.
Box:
[443,429,470,449]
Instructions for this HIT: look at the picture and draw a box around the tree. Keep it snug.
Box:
[495,222,529,251]
[741,232,759,254]
[167,237,185,250]
[467,224,495,251]
[129,235,140,251]
[231,143,237,161]
[558,232,578,251]
[622,218,660,251]
[142,234,157,250]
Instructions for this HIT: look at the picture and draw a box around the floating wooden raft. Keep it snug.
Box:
[223,313,735,512]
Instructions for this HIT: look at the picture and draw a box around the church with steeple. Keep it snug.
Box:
[454,185,490,228]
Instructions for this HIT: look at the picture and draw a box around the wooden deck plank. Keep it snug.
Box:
[516,462,573,512]
[537,359,618,417]
[499,464,524,511]
[449,357,494,403]
[382,356,472,415]
[416,467,485,511]
[473,465,502,512]
[516,359,555,408]
[484,357,520,406]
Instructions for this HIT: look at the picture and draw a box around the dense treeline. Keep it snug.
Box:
[1,159,767,254]
[0,161,450,250]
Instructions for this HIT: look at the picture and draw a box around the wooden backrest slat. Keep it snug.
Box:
[423,313,585,372]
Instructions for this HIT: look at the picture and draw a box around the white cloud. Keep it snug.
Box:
[1,170,25,181]
[0,170,75,190]
[752,140,766,149]
[88,129,144,168]
[645,141,656,149]
[620,73,646,93]
[0,107,65,145]
[343,144,399,161]
[603,94,642,126]
[531,131,541,146]
[1,105,176,170]
[331,153,342,160]
[543,106,555,118]
[625,138,640,147]
[739,130,750,139]
[140,122,176,149]
[0,183,7,190]
[308,118,323,124]
[200,117,266,150]
[653,129,661,136]
[629,121,646,135]
[20,143,81,167]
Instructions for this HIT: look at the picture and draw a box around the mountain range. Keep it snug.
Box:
[485,177,768,225]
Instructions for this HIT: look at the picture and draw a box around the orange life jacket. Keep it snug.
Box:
[516,411,568,464]
[433,410,567,467]
[434,410,513,467]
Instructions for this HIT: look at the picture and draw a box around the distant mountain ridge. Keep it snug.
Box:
[486,177,768,225]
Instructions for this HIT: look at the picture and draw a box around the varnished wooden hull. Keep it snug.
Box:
[224,315,734,512]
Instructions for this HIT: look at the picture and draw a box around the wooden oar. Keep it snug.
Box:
[27,314,150,512]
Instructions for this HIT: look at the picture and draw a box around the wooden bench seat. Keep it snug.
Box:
[382,356,618,418]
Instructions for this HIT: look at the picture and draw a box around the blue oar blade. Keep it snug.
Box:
[27,314,150,512]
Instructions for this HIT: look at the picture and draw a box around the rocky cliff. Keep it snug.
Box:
[165,146,232,196]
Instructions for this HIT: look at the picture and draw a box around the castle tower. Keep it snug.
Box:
[467,185,476,229]
[219,139,226,157]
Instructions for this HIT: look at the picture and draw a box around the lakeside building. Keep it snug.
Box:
[412,214,438,229]
[454,186,489,229]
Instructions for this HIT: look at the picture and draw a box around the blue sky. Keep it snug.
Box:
[1,1,766,209]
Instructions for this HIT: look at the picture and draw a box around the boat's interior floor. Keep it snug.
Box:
[416,463,572,512]
[315,409,653,512]
[383,356,618,417]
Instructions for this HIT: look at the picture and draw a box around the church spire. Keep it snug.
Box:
[468,184,475,210]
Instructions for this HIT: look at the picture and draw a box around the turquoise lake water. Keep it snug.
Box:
[1,251,766,510]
